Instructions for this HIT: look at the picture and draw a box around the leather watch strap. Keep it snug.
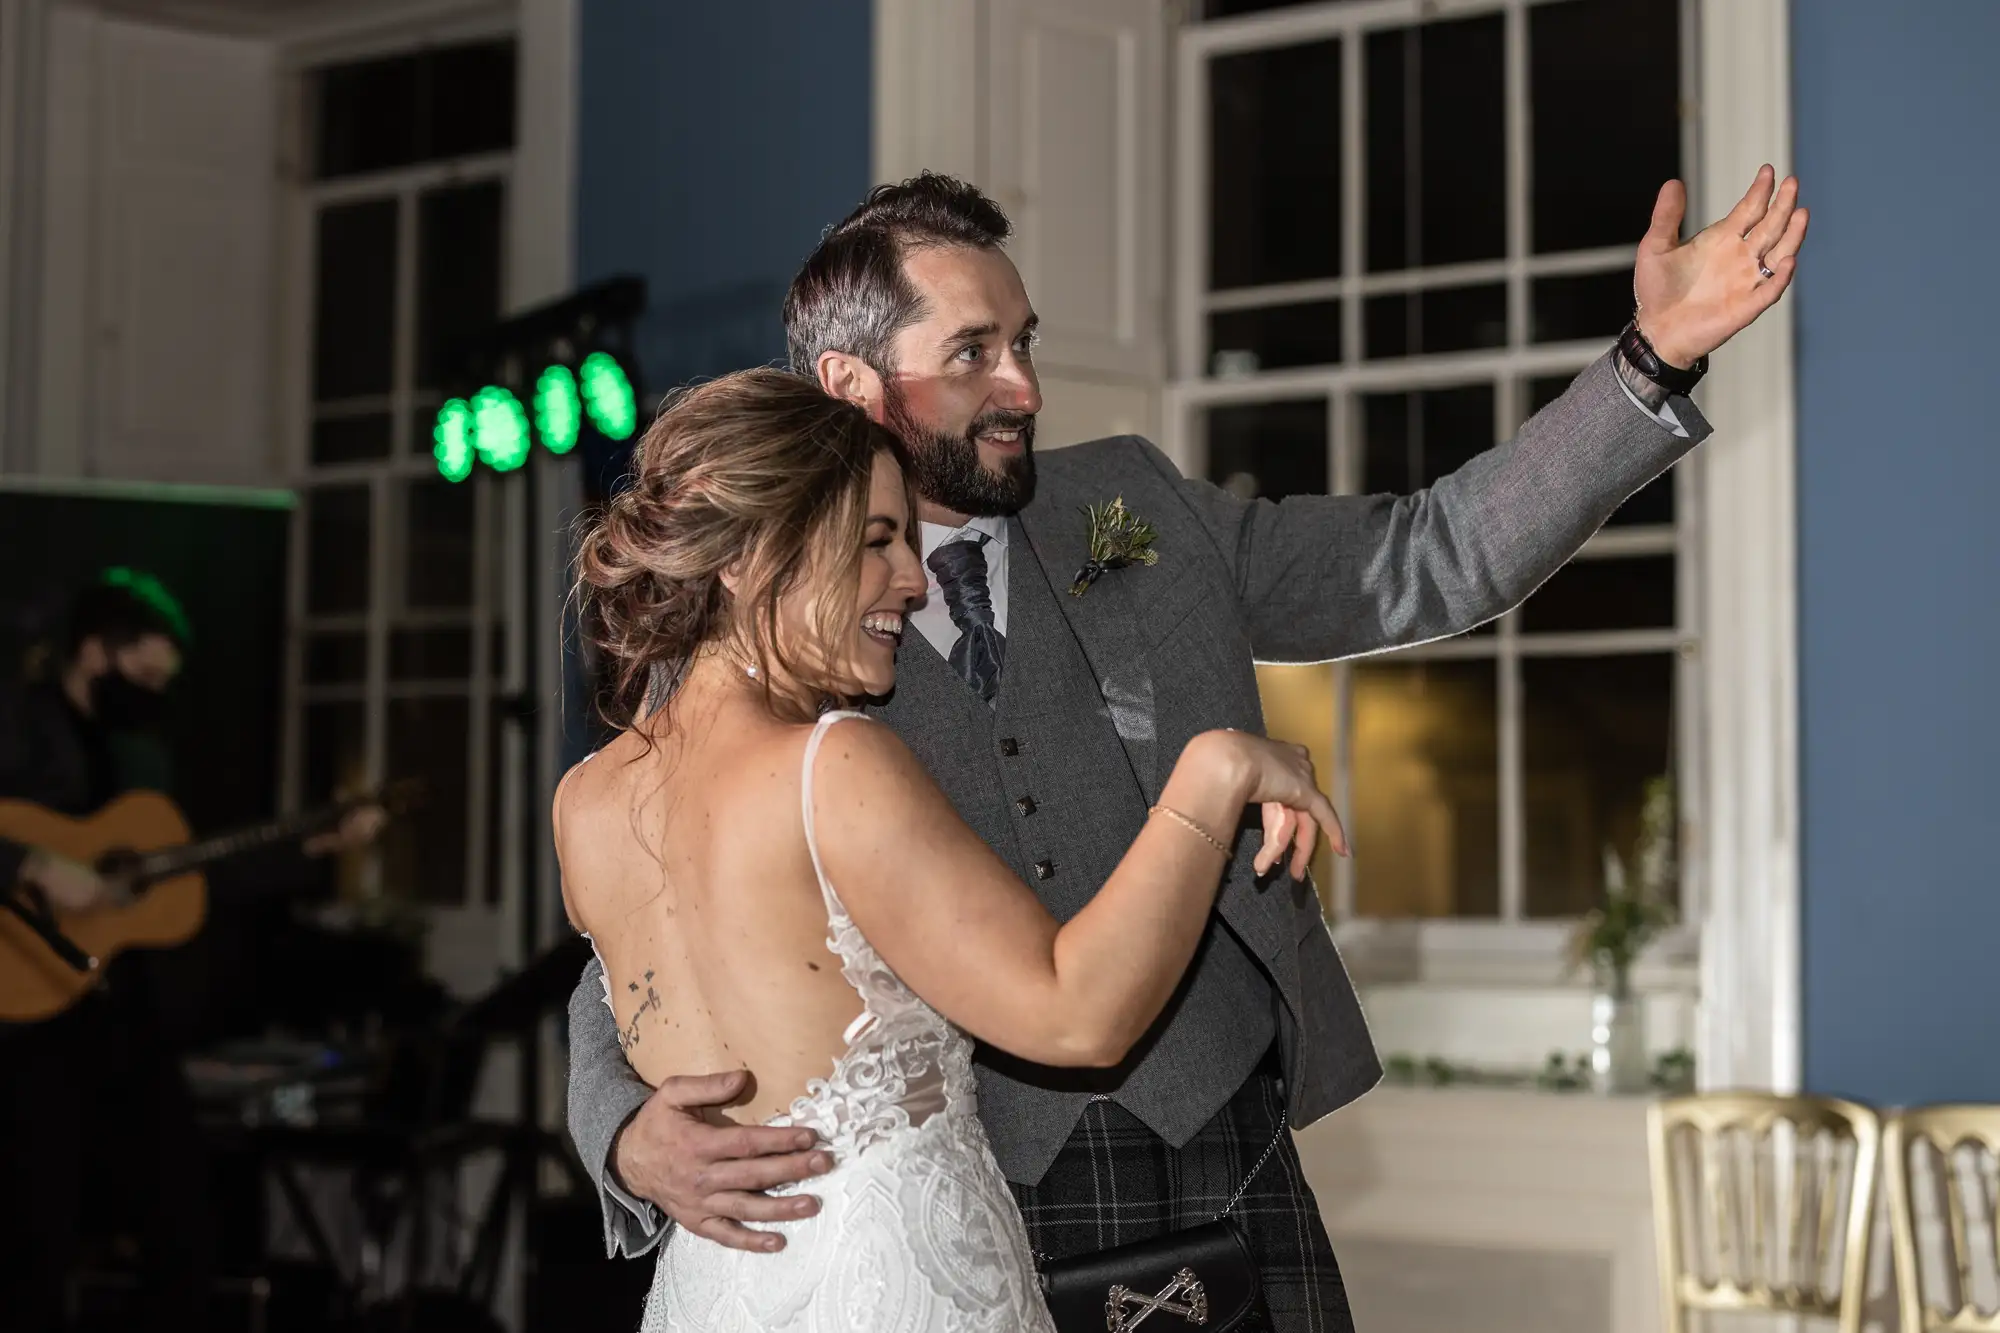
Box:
[1617,318,1708,398]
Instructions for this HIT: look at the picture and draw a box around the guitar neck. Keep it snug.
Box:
[136,808,339,882]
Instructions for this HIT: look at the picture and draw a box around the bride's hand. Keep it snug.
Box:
[1209,732,1348,877]
[1253,797,1346,879]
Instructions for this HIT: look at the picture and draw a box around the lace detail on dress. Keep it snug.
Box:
[638,709,1055,1332]
[776,711,971,1157]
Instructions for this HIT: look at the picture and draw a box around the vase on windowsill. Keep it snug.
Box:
[1588,970,1651,1095]
[1569,776,1677,1096]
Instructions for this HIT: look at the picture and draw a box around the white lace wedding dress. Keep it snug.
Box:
[623,710,1057,1332]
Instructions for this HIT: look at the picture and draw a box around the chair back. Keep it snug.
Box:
[1647,1092,1881,1333]
[1885,1105,2000,1333]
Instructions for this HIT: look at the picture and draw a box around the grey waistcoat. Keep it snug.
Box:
[870,518,1275,1185]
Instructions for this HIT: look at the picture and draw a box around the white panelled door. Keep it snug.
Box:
[985,0,1164,388]
[874,0,1170,446]
[39,12,278,486]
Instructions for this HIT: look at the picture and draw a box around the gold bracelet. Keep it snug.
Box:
[1148,803,1229,855]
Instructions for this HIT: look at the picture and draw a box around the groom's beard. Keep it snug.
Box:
[884,380,1037,518]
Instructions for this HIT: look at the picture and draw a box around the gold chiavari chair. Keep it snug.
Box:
[1885,1105,2000,1333]
[1647,1093,1881,1333]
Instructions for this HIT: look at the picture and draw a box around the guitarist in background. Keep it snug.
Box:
[0,574,381,1333]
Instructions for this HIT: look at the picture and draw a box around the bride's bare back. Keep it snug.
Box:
[559,656,1341,1133]
[556,679,867,1124]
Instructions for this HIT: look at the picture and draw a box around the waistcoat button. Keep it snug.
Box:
[1015,796,1037,817]
[1000,738,1020,757]
[1033,860,1056,880]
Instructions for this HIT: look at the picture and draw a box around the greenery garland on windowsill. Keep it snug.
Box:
[1379,1047,1696,1096]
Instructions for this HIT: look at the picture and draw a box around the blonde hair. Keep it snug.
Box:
[574,368,909,729]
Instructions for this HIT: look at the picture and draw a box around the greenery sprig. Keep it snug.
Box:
[1069,495,1160,596]
[1567,774,1678,994]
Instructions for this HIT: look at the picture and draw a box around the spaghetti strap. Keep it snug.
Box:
[800,709,868,921]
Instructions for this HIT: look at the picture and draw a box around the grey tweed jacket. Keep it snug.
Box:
[565,351,1711,1257]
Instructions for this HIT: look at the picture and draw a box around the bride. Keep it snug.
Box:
[557,368,1344,1332]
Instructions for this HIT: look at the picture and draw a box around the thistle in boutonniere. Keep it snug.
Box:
[1069,495,1159,596]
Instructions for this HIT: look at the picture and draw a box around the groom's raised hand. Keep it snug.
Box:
[1633,164,1808,369]
[613,1069,834,1253]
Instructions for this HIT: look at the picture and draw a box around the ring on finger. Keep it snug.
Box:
[1758,261,1776,280]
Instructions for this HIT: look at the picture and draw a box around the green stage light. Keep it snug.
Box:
[580,351,637,441]
[472,386,531,472]
[534,363,583,455]
[433,398,475,482]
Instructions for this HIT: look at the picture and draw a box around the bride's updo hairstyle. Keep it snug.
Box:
[575,367,909,729]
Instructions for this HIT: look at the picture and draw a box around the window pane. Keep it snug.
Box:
[305,631,367,685]
[427,42,517,162]
[1208,301,1342,376]
[1363,283,1507,359]
[313,200,397,401]
[311,412,393,466]
[1206,399,1328,500]
[390,627,474,680]
[1352,659,1499,917]
[1531,270,1633,344]
[1528,375,1675,525]
[382,696,470,904]
[1361,384,1494,493]
[306,485,372,615]
[1521,556,1675,633]
[405,477,475,609]
[315,41,516,179]
[303,701,367,805]
[417,180,506,388]
[1531,0,1680,254]
[1523,654,1676,916]
[485,704,505,907]
[412,401,455,457]
[1210,39,1342,290]
[315,56,419,179]
[1256,662,1337,908]
[1365,15,1506,272]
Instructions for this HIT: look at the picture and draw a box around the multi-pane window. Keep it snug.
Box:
[1177,0,1694,927]
[290,41,516,906]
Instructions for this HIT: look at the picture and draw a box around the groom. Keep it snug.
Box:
[567,169,1805,1328]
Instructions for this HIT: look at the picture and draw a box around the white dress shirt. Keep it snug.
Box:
[1617,373,1690,437]
[913,515,1010,660]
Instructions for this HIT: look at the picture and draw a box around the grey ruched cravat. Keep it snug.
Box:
[925,534,1006,703]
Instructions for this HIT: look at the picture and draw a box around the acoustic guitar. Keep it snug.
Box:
[0,783,418,1023]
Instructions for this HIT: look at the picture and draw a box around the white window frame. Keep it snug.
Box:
[274,11,581,1322]
[1168,0,1703,973]
[274,0,581,992]
[277,14,520,919]
[1164,0,1799,1092]
[1684,0,1798,1095]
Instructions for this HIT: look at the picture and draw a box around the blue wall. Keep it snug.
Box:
[568,1,872,759]
[1795,2,2000,1104]
[576,0,873,399]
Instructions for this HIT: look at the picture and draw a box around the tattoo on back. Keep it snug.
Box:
[617,969,660,1052]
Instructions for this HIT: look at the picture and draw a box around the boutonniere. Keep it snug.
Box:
[1069,495,1160,596]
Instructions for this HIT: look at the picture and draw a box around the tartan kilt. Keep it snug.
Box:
[1008,1049,1354,1333]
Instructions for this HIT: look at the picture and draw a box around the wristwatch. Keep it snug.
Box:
[1617,319,1708,398]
